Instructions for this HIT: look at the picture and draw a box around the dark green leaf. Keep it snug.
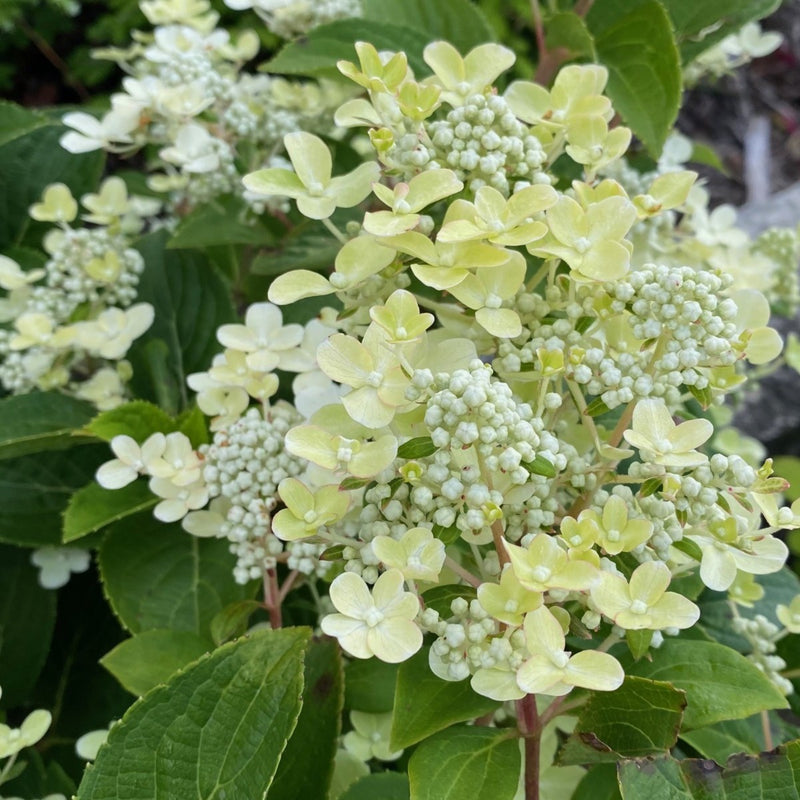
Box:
[264,19,429,78]
[586,397,611,417]
[392,646,499,749]
[432,523,461,545]
[408,726,520,800]
[591,2,682,155]
[557,677,685,765]
[680,716,765,763]
[361,0,494,52]
[76,628,309,800]
[0,101,49,148]
[98,513,254,638]
[268,639,343,800]
[339,772,410,800]
[571,763,623,800]
[344,658,398,713]
[129,231,236,413]
[626,629,654,661]
[0,446,105,547]
[618,739,800,799]
[0,544,57,706]
[63,480,157,543]
[623,639,787,730]
[100,629,211,696]
[168,195,277,250]
[397,436,437,460]
[210,599,263,646]
[0,124,104,249]
[422,584,478,616]
[0,392,94,460]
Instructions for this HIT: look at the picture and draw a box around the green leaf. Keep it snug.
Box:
[557,677,686,766]
[100,629,211,696]
[76,628,309,800]
[623,638,787,730]
[0,123,104,249]
[129,231,236,413]
[421,584,478,616]
[344,658,398,713]
[571,763,623,800]
[264,19,429,78]
[392,646,498,750]
[431,523,461,545]
[0,446,105,547]
[545,12,596,60]
[626,629,654,660]
[523,453,557,478]
[98,513,254,638]
[680,716,765,763]
[408,726,520,800]
[210,599,263,646]
[361,0,494,52]
[268,639,343,800]
[63,480,158,543]
[0,392,94,460]
[698,568,800,652]
[591,2,681,155]
[618,739,800,800]
[339,773,410,800]
[0,544,57,707]
[0,101,49,148]
[397,436,437,460]
[168,195,278,250]
[175,405,210,448]
[86,400,177,442]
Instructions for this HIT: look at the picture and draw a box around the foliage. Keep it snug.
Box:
[0,1,796,800]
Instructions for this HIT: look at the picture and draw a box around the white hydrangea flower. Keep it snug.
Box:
[146,431,203,486]
[371,527,446,582]
[159,123,220,174]
[73,368,128,410]
[149,476,210,523]
[60,107,140,154]
[0,688,51,758]
[321,569,422,663]
[342,711,402,762]
[75,726,112,760]
[0,255,44,290]
[71,303,155,359]
[30,547,91,589]
[95,433,167,489]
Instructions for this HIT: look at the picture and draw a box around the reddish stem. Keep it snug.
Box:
[516,694,542,800]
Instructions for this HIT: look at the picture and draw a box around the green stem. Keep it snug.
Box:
[321,217,348,245]
[0,752,19,786]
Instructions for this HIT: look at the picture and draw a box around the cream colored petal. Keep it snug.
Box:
[95,460,138,489]
[284,131,332,187]
[317,334,371,386]
[516,656,570,696]
[629,561,671,607]
[667,418,713,453]
[367,618,422,663]
[329,571,373,618]
[565,651,624,692]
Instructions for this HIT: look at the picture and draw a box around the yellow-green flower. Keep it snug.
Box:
[477,564,543,626]
[371,527,445,582]
[505,534,597,593]
[272,478,350,541]
[591,562,699,630]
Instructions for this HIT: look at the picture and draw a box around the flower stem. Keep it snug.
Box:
[264,567,282,628]
[321,216,348,244]
[444,556,482,588]
[0,752,19,786]
[516,694,542,800]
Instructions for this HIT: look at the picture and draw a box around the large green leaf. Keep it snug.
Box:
[339,773,410,800]
[264,19,429,78]
[0,123,104,249]
[571,764,623,800]
[624,639,787,729]
[267,639,343,800]
[63,480,158,543]
[0,544,57,707]
[98,513,253,638]
[168,195,278,250]
[76,628,309,800]
[361,0,494,52]
[344,657,398,713]
[408,726,520,800]
[557,677,686,765]
[586,0,781,64]
[129,231,235,414]
[391,646,499,749]
[0,446,105,547]
[0,101,49,148]
[590,2,681,155]
[0,392,93,460]
[618,740,800,799]
[100,629,211,696]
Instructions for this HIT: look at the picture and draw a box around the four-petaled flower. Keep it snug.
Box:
[321,569,422,663]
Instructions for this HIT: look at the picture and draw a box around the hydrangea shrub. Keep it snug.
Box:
[1,1,800,799]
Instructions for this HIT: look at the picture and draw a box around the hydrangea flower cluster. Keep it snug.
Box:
[0,179,155,406]
[93,39,800,713]
[60,0,356,216]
